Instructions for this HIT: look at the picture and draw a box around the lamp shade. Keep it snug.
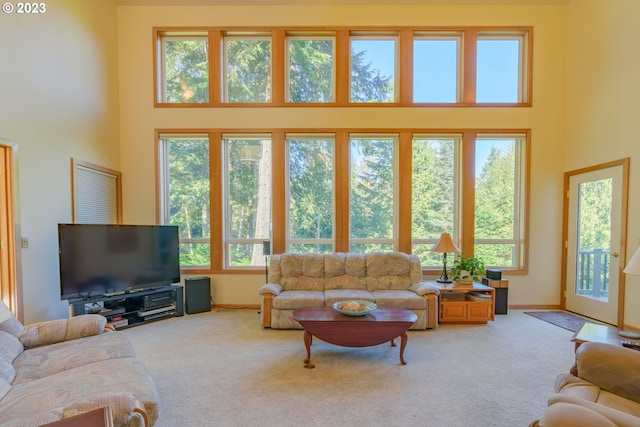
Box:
[431,233,461,253]
[624,247,640,276]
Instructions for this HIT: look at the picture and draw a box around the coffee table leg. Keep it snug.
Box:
[399,332,408,365]
[303,330,312,364]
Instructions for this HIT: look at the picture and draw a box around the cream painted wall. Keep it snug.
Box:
[117,4,568,309]
[0,0,120,323]
[565,0,640,329]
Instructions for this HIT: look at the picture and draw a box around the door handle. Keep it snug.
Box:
[611,252,619,258]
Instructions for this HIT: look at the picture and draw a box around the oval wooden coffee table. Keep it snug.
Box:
[292,306,418,366]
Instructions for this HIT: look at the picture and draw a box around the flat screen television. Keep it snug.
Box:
[58,224,180,300]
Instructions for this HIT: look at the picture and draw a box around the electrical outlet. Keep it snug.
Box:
[21,238,29,249]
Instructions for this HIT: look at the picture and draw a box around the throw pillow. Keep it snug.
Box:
[0,331,23,362]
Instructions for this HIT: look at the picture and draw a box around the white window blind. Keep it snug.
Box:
[74,162,120,224]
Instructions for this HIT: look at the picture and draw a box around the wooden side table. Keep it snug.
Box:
[571,322,621,351]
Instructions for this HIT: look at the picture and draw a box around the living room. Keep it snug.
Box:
[0,0,639,425]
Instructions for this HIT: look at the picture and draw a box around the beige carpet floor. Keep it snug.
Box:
[121,309,578,427]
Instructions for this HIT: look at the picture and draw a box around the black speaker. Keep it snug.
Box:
[185,277,211,314]
[263,240,271,255]
[174,285,184,317]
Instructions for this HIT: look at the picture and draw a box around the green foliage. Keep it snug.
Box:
[577,178,612,251]
[474,142,516,267]
[288,138,333,240]
[350,50,394,102]
[450,256,485,283]
[288,39,334,102]
[350,138,394,241]
[168,139,210,267]
[164,39,209,103]
[226,39,271,102]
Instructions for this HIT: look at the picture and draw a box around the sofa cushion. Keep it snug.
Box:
[323,289,375,306]
[0,331,23,362]
[0,378,11,401]
[280,253,325,291]
[0,358,159,427]
[0,303,24,339]
[325,253,367,290]
[0,358,15,384]
[272,290,325,309]
[11,332,136,385]
[0,406,64,427]
[372,290,427,310]
[365,252,413,291]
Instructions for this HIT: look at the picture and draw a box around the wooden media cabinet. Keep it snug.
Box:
[430,281,495,324]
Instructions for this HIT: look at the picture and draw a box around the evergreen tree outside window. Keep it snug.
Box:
[411,136,459,267]
[287,35,335,103]
[350,36,396,103]
[286,135,335,253]
[474,135,525,268]
[224,135,272,268]
[349,135,396,253]
[159,34,209,103]
[158,135,210,268]
[223,34,271,103]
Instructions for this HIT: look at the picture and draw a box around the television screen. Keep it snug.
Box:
[58,224,180,300]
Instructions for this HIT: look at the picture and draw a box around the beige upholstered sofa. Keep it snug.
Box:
[259,252,439,330]
[531,342,640,426]
[0,302,159,427]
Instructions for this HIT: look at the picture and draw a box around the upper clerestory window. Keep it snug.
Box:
[157,32,209,104]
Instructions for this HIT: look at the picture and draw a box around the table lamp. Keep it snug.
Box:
[620,246,640,339]
[431,233,461,283]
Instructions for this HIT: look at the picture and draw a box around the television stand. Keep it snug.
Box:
[68,285,183,329]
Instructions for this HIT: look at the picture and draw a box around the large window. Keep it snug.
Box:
[286,135,335,253]
[155,27,531,274]
[158,130,528,273]
[349,135,397,252]
[157,33,209,103]
[223,135,272,268]
[474,135,526,268]
[158,134,210,268]
[154,26,532,106]
[411,136,459,267]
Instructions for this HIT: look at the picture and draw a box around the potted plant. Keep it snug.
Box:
[450,255,485,284]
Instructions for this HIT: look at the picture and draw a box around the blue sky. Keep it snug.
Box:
[351,38,519,103]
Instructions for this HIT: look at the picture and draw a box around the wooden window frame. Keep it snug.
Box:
[156,128,530,276]
[153,26,533,108]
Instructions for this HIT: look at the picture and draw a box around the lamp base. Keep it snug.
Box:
[437,278,453,283]
[619,330,640,340]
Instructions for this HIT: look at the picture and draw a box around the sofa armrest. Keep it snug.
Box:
[531,401,619,427]
[19,314,108,349]
[258,282,283,296]
[575,342,640,403]
[64,391,148,427]
[543,394,640,427]
[409,281,440,296]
